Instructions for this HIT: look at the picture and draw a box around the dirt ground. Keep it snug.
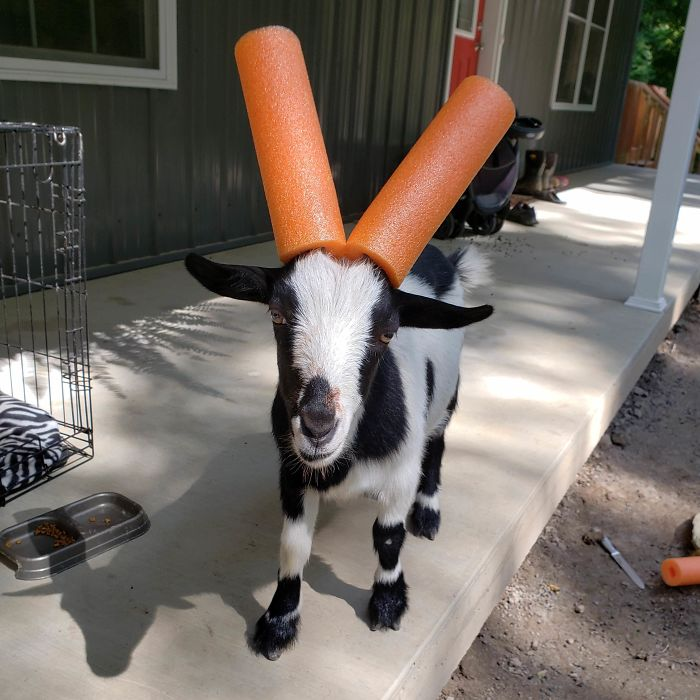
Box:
[441,295,700,700]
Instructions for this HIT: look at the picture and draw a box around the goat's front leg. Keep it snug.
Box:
[369,483,416,631]
[252,487,319,660]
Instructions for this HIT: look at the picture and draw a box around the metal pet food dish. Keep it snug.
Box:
[0,492,150,580]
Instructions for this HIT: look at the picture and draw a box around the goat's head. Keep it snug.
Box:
[185,250,491,468]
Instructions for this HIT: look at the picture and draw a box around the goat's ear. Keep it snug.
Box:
[185,253,279,304]
[394,289,493,329]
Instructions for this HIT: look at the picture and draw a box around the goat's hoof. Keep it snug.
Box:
[251,610,299,660]
[369,618,400,631]
[410,503,441,540]
[368,573,408,632]
[370,623,402,632]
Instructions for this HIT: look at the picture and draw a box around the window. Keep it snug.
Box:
[0,0,177,89]
[456,0,478,38]
[551,0,613,111]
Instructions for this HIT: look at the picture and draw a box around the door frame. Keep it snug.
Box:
[443,0,510,102]
[477,0,509,84]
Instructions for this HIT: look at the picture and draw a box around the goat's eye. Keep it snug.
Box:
[270,309,286,325]
[379,332,394,344]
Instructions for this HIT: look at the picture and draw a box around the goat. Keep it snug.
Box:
[185,23,510,661]
[185,241,492,660]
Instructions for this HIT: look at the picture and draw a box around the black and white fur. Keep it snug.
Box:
[185,243,492,660]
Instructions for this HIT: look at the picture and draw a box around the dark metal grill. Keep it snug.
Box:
[0,122,93,504]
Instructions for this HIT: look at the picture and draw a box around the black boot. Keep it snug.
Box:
[515,150,545,196]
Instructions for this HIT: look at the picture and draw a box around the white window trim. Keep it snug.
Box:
[455,0,480,40]
[0,0,177,90]
[550,0,613,112]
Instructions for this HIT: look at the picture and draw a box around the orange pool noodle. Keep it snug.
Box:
[346,76,515,286]
[235,27,346,262]
[661,556,700,586]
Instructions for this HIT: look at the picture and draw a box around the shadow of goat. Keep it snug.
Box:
[5,431,368,677]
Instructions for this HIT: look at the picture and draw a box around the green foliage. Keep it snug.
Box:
[630,0,689,93]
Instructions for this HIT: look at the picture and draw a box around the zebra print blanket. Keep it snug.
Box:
[0,392,65,495]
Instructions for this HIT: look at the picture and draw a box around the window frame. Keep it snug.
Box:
[550,0,614,112]
[0,0,177,90]
[455,0,480,40]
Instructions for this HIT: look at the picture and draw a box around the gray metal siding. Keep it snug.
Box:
[498,0,643,172]
[0,0,453,277]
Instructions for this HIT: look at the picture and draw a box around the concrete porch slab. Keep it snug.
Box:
[1,165,699,699]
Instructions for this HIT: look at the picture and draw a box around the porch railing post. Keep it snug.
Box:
[625,0,700,313]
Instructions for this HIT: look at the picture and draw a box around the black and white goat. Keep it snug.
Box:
[185,242,492,660]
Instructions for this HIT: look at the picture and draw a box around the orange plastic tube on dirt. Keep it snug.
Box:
[661,557,700,586]
[234,27,346,262]
[346,76,515,287]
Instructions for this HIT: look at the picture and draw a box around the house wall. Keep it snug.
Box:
[0,0,452,277]
[498,0,643,172]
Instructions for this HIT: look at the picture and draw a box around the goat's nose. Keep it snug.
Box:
[299,377,336,440]
[299,403,335,439]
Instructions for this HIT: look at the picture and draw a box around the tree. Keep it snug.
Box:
[630,0,689,94]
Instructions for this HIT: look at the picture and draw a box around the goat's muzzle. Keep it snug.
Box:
[298,376,338,448]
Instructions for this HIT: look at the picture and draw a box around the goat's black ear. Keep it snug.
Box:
[394,289,493,329]
[185,253,279,304]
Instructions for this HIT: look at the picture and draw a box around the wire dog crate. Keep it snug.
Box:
[0,122,93,505]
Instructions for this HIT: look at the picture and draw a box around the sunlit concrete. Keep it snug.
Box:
[1,165,699,699]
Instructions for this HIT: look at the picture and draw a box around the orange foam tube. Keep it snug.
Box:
[235,27,346,262]
[661,557,700,586]
[346,76,515,286]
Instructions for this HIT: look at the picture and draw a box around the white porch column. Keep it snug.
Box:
[625,0,700,313]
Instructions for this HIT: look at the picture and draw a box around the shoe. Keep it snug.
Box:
[505,202,538,226]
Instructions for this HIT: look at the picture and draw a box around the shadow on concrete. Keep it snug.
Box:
[4,431,369,677]
[561,165,700,209]
[91,300,250,402]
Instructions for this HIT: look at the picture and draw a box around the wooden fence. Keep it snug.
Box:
[616,80,700,173]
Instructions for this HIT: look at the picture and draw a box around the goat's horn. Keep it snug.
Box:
[346,76,515,287]
[235,27,346,263]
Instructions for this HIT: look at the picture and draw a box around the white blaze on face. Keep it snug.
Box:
[288,251,384,465]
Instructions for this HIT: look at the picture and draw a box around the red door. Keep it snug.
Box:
[448,0,486,96]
